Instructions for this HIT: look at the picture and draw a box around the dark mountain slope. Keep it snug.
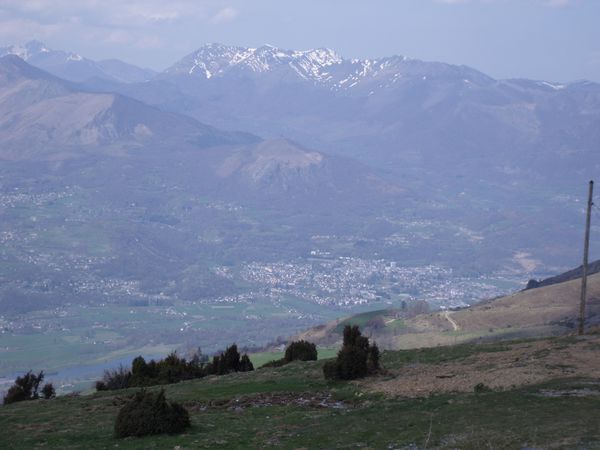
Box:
[0,55,255,160]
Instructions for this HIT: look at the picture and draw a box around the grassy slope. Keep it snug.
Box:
[2,337,600,449]
[297,272,600,350]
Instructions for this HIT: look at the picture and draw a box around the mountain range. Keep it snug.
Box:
[102,43,600,186]
[2,41,599,273]
[0,41,156,83]
[0,53,399,203]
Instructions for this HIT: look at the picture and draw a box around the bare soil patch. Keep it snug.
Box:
[365,335,600,397]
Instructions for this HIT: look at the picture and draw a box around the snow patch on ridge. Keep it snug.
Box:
[165,43,414,91]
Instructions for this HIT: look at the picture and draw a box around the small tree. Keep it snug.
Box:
[222,344,241,373]
[209,354,223,375]
[3,371,44,405]
[41,383,56,399]
[284,340,317,362]
[343,325,362,347]
[323,326,380,381]
[98,365,131,391]
[208,344,253,375]
[239,354,254,372]
[336,345,368,380]
[132,356,149,377]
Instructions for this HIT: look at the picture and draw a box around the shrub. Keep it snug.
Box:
[98,344,253,392]
[97,352,207,391]
[336,345,368,380]
[343,325,363,347]
[100,365,131,391]
[323,326,380,381]
[3,371,44,405]
[239,354,254,372]
[154,352,201,385]
[131,356,150,378]
[41,383,56,399]
[207,344,253,375]
[222,344,241,373]
[114,389,190,438]
[284,340,317,362]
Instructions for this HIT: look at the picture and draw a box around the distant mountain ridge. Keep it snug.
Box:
[0,40,156,83]
[163,43,493,92]
[0,54,399,206]
[107,42,600,190]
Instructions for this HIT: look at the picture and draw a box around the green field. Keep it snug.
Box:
[1,341,599,449]
[0,299,368,378]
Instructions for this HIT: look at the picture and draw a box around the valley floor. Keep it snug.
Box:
[1,335,600,449]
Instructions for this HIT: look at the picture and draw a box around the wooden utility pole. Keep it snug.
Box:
[578,180,594,335]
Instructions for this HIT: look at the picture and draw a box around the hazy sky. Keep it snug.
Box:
[0,0,598,82]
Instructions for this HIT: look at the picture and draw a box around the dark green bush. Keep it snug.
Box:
[343,325,366,347]
[114,389,190,438]
[207,344,253,375]
[131,356,150,378]
[3,371,44,405]
[239,354,254,372]
[336,345,368,380]
[41,383,56,399]
[222,344,241,373]
[323,326,380,381]
[285,340,318,362]
[97,352,206,391]
[100,365,131,391]
[98,344,253,392]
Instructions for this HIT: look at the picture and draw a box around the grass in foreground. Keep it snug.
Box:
[1,341,599,449]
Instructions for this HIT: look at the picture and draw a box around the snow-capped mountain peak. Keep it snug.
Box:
[0,40,83,63]
[0,40,49,61]
[166,43,363,86]
[166,43,343,80]
[165,43,496,92]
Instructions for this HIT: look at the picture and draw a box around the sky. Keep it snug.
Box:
[0,0,598,82]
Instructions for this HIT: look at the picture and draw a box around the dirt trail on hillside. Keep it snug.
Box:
[365,335,600,398]
[442,310,460,331]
